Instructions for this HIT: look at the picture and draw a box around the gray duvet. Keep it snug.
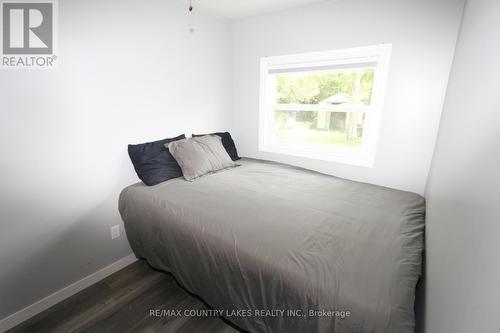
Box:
[119,158,425,333]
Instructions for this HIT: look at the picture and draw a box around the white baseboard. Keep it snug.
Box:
[0,254,138,333]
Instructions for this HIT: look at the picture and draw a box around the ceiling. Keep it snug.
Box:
[186,0,333,19]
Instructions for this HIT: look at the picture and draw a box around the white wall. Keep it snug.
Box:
[424,0,500,331]
[0,0,231,320]
[231,0,465,195]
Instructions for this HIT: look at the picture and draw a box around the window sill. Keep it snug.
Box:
[259,142,375,168]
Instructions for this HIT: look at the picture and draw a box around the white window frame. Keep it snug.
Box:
[258,44,392,167]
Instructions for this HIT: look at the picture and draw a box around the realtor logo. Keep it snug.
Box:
[1,0,57,68]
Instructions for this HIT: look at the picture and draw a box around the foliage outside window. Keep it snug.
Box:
[259,45,391,167]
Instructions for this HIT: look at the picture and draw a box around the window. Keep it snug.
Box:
[259,44,391,167]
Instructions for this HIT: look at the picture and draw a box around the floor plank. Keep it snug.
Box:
[7,260,242,333]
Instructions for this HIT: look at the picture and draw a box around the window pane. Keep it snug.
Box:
[273,110,364,148]
[275,68,375,106]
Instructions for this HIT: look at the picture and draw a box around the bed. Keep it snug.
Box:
[119,158,425,333]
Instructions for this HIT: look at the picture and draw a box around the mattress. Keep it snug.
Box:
[119,158,425,333]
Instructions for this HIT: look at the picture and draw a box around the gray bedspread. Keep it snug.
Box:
[119,158,425,333]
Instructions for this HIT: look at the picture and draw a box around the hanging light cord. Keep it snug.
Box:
[188,0,195,33]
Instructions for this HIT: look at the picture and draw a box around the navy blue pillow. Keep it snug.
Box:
[128,134,185,186]
[192,132,240,161]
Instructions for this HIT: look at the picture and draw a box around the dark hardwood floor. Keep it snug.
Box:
[8,260,242,333]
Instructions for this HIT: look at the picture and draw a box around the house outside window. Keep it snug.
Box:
[259,44,392,167]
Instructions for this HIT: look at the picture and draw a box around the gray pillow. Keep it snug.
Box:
[167,135,236,181]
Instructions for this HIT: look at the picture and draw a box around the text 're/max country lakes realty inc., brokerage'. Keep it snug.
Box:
[150,308,352,320]
[1,0,58,69]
